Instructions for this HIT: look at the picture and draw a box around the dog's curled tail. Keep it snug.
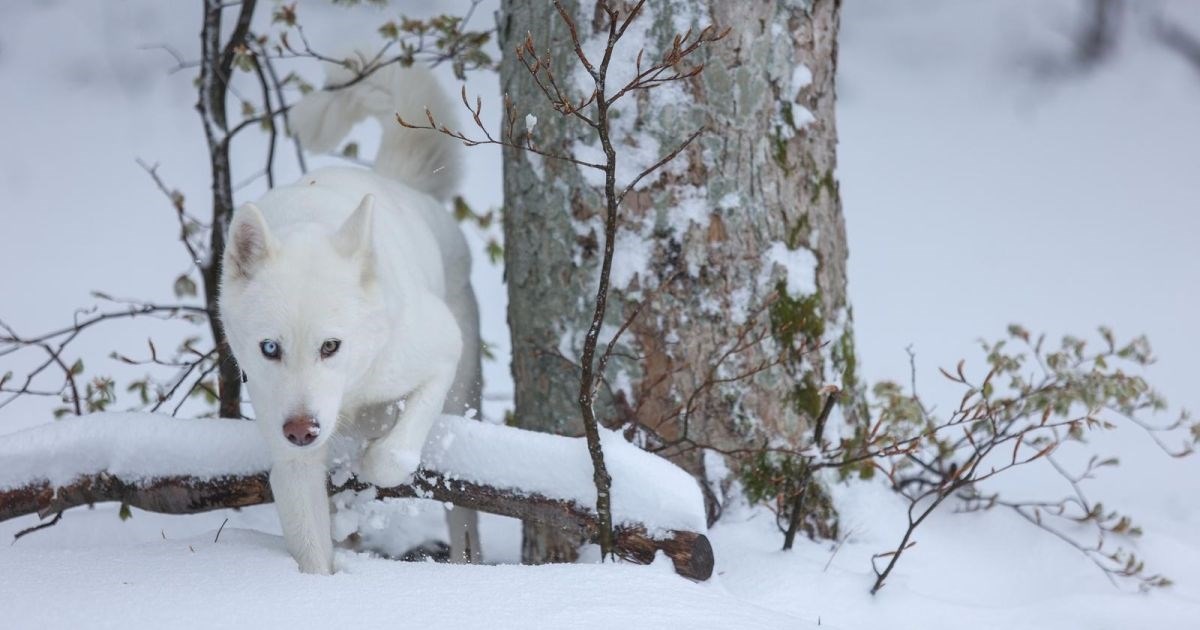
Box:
[289,56,462,201]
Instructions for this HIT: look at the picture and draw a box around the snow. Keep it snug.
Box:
[669,184,712,234]
[607,227,655,291]
[1,0,1199,628]
[1,510,802,630]
[330,488,467,557]
[523,148,545,181]
[791,64,813,93]
[789,104,816,128]
[763,242,818,296]
[0,413,268,490]
[425,417,707,534]
[710,476,1200,628]
[0,412,706,535]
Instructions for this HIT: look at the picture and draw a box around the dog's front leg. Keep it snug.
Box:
[270,455,334,575]
[362,372,453,488]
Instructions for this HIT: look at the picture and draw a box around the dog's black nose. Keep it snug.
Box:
[283,415,320,446]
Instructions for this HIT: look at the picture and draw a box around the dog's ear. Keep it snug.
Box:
[333,195,376,281]
[226,203,275,280]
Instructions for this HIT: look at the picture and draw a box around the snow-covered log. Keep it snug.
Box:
[0,413,713,580]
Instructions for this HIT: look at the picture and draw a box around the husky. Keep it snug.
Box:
[218,60,481,574]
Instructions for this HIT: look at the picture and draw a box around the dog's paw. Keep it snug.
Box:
[290,544,334,575]
[361,443,421,488]
[296,557,334,575]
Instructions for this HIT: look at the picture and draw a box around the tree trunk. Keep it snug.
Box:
[197,0,254,419]
[499,0,859,562]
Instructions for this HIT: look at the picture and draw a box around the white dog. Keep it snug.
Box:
[219,61,481,574]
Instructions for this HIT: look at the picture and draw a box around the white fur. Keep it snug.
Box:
[289,55,462,202]
[219,63,480,574]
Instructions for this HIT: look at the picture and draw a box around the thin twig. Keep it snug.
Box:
[12,512,63,543]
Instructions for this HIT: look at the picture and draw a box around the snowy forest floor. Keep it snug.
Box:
[0,506,799,629]
[1,1,1199,628]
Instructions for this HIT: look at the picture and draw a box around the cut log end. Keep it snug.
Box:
[672,531,715,581]
[613,526,714,581]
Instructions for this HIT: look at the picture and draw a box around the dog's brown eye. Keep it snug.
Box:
[320,339,341,358]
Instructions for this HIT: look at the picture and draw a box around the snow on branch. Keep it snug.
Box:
[0,414,713,581]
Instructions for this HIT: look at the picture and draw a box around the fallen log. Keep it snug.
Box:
[0,413,713,581]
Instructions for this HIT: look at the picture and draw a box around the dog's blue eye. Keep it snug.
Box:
[320,339,341,358]
[260,340,281,360]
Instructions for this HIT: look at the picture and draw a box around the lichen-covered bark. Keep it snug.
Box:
[500,0,859,562]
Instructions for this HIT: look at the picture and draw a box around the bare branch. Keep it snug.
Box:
[616,128,703,206]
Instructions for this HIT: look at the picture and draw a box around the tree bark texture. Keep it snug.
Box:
[499,0,859,561]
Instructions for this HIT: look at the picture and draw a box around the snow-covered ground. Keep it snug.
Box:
[1,506,797,630]
[1,0,1198,628]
